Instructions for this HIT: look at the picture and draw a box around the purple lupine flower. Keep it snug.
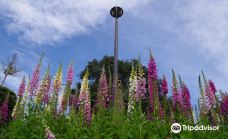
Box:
[67,63,74,85]
[182,84,191,113]
[208,80,216,94]
[0,95,9,124]
[161,75,168,96]
[135,78,146,102]
[172,70,179,109]
[29,56,43,96]
[18,77,26,97]
[97,67,109,108]
[220,96,228,115]
[45,126,56,139]
[147,50,160,119]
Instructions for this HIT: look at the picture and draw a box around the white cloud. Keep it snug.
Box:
[175,0,228,77]
[0,0,150,44]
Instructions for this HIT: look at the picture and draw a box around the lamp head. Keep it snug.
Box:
[110,6,123,19]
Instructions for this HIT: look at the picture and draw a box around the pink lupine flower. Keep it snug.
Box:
[182,84,191,113]
[18,77,26,97]
[97,67,109,108]
[172,70,179,109]
[208,80,216,94]
[161,75,168,96]
[45,126,56,139]
[67,63,74,84]
[205,84,216,109]
[220,96,228,115]
[147,50,159,119]
[79,70,92,125]
[135,78,146,102]
[135,61,146,102]
[0,95,9,124]
[29,56,43,96]
[84,92,92,125]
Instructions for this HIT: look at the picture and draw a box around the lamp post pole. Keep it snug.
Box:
[110,6,123,96]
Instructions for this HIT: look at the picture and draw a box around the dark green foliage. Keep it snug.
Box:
[0,85,17,120]
[79,56,147,106]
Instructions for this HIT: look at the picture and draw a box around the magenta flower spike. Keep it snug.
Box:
[97,67,109,108]
[221,95,228,115]
[18,77,26,97]
[0,94,9,124]
[67,63,74,85]
[29,54,43,96]
[182,84,192,113]
[147,49,159,118]
[205,83,216,109]
[208,80,216,94]
[161,75,168,96]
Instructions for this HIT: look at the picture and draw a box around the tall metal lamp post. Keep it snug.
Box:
[110,6,123,96]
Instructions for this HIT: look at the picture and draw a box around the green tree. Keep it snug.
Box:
[79,55,147,106]
[0,86,17,121]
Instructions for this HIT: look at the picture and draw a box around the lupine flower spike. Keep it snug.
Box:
[60,62,74,113]
[49,63,62,113]
[0,94,9,125]
[12,77,26,118]
[79,69,92,125]
[128,64,137,116]
[29,53,44,97]
[36,65,51,106]
[136,59,146,102]
[96,66,109,109]
[172,70,179,110]
[148,49,160,119]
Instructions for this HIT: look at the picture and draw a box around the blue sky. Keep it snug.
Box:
[0,0,228,105]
